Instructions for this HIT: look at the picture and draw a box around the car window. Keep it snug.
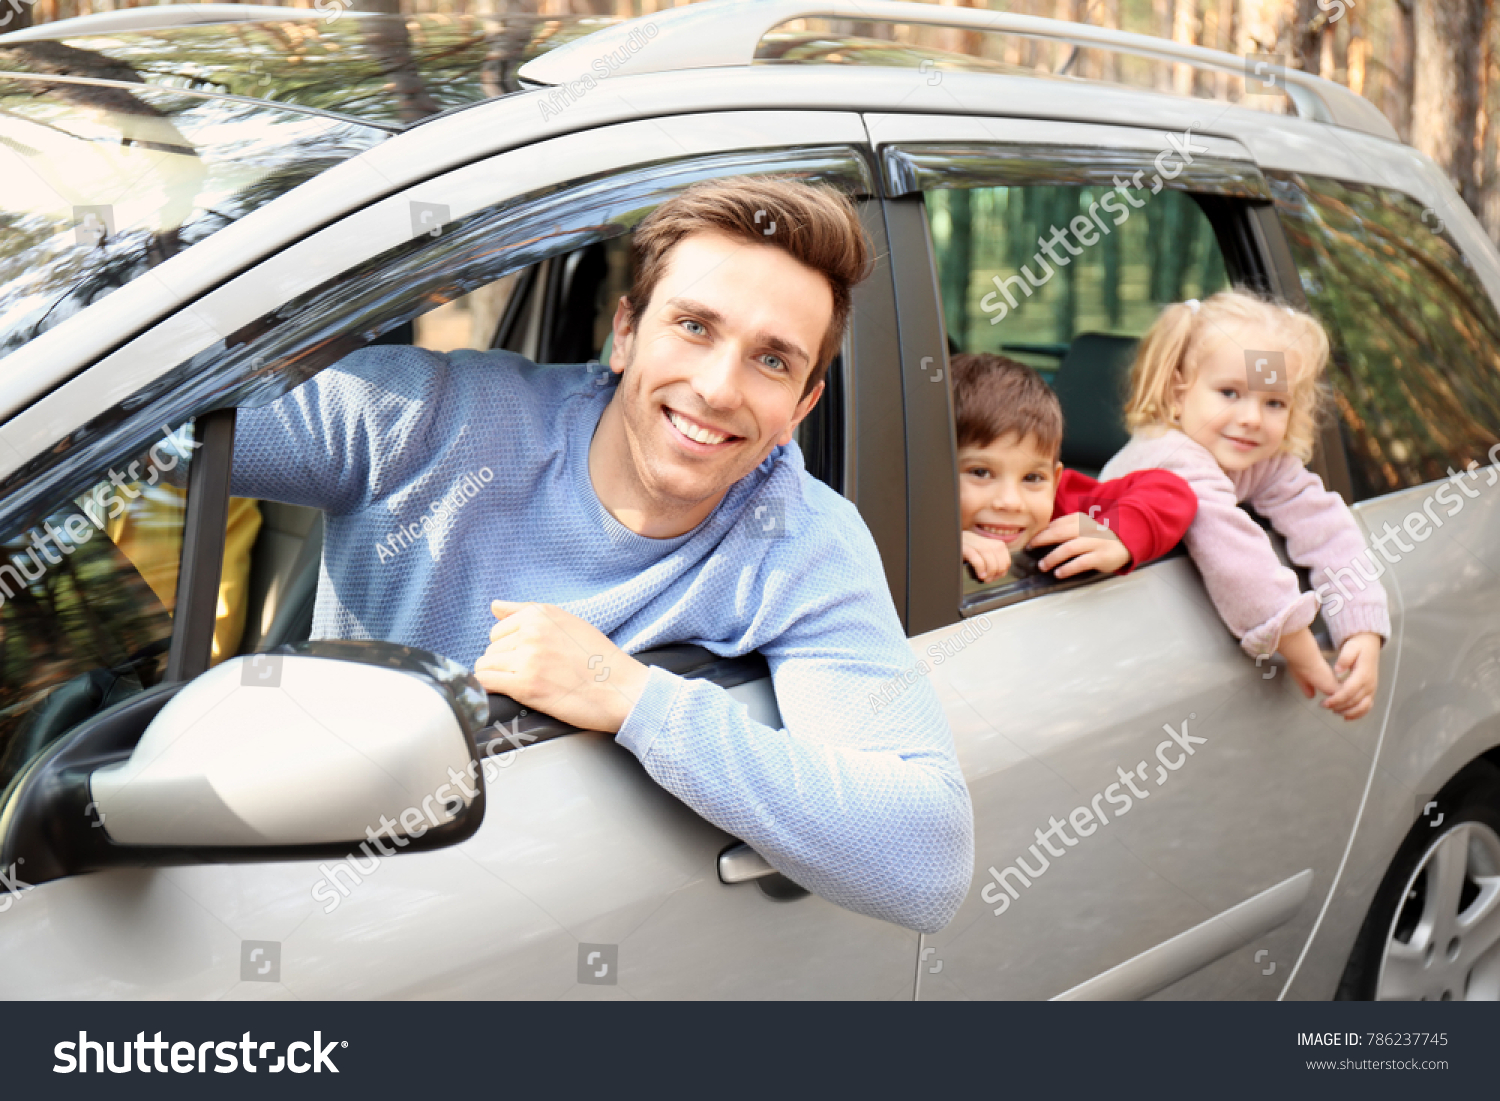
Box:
[1268,171,1500,499]
[0,75,386,363]
[925,181,1229,603]
[0,426,198,798]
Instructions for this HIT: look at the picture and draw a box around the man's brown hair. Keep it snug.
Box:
[951,352,1064,459]
[626,177,872,397]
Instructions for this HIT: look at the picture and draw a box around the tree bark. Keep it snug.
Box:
[1412,0,1490,205]
[0,0,33,35]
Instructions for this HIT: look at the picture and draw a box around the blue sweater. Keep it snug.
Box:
[232,347,974,932]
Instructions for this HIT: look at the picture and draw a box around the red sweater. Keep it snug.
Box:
[1052,468,1197,574]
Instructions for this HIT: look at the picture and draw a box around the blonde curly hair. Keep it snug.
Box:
[1122,289,1331,463]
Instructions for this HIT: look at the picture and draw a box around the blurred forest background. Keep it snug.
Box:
[5,0,1499,241]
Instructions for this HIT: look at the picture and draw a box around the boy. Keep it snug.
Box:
[953,353,1197,586]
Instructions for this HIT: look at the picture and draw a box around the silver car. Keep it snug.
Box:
[1,0,1497,1001]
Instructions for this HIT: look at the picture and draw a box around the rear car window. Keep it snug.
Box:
[1269,171,1500,498]
[0,77,386,363]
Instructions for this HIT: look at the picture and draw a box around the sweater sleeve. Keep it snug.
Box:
[1054,467,1198,573]
[614,511,974,935]
[231,345,453,515]
[1105,432,1318,657]
[1244,455,1391,649]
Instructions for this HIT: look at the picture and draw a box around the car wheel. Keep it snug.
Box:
[1337,760,1500,1001]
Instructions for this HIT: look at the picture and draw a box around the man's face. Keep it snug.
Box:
[606,231,829,519]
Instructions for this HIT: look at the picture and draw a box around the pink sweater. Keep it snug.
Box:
[1101,429,1390,656]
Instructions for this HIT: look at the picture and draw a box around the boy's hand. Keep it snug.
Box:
[1325,631,1381,721]
[1276,627,1341,703]
[962,530,1011,583]
[1030,513,1131,578]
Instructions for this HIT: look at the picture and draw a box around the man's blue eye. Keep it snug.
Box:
[763,354,785,371]
[683,319,705,335]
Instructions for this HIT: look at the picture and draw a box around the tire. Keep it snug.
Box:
[1336,760,1500,1000]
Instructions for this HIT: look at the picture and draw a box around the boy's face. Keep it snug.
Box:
[957,431,1062,552]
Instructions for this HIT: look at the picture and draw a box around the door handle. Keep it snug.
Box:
[718,842,776,884]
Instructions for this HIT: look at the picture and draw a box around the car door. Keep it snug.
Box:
[874,113,1393,1000]
[0,107,921,999]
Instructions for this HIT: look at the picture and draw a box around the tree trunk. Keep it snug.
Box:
[1383,0,1416,143]
[1412,0,1490,205]
[1237,0,1285,58]
[1170,0,1197,97]
[2,2,32,34]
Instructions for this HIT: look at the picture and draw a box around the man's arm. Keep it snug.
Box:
[231,345,451,513]
[475,517,976,934]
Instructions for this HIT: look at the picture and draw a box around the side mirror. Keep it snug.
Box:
[89,641,488,852]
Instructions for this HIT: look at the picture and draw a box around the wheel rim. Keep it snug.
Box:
[1375,819,1500,1000]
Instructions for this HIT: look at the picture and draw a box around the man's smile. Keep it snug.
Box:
[664,406,742,451]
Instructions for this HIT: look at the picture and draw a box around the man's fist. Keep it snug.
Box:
[474,601,649,733]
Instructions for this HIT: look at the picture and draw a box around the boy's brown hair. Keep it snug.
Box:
[951,352,1064,458]
[626,177,872,397]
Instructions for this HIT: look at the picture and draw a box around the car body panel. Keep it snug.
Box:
[1280,484,1500,998]
[910,558,1382,999]
[0,684,917,999]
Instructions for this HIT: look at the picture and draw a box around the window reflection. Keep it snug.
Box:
[1270,172,1500,497]
[0,77,386,361]
[0,431,193,795]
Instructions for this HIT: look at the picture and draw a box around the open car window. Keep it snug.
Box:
[924,179,1232,609]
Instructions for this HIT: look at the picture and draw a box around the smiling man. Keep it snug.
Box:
[232,177,974,933]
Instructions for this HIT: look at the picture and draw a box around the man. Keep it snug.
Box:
[232,177,973,933]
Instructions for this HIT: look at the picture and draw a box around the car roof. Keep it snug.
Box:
[2,0,1398,142]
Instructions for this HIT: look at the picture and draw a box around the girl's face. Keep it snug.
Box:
[1173,328,1293,473]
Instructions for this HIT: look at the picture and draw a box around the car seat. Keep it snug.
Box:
[1051,333,1138,477]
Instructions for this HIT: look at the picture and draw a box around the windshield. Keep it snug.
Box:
[0,76,386,363]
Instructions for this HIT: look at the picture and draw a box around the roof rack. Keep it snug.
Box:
[517,0,1396,142]
[0,4,329,44]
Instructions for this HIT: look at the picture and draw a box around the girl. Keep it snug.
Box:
[1101,289,1389,721]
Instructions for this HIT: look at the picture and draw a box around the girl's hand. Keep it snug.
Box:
[1030,513,1132,578]
[1276,627,1340,701]
[962,530,1011,583]
[1325,632,1381,721]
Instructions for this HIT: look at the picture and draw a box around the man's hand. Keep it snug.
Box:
[962,530,1011,583]
[1029,513,1131,578]
[1325,631,1381,721]
[474,601,649,734]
